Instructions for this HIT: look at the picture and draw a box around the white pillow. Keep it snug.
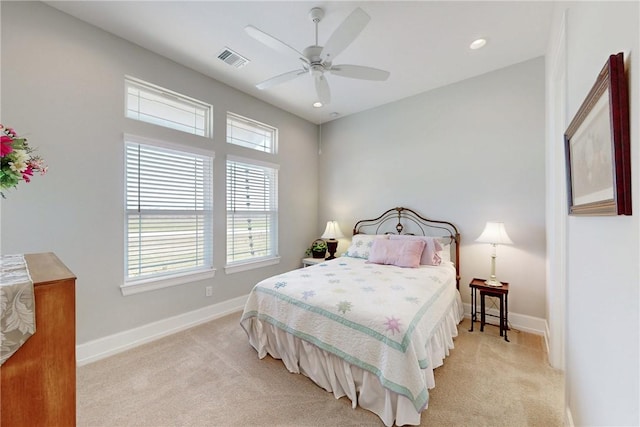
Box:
[344,234,389,259]
[437,237,453,263]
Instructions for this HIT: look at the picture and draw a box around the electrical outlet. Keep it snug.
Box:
[205,286,213,297]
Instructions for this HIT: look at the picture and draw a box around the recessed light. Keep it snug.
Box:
[313,102,323,108]
[470,38,487,50]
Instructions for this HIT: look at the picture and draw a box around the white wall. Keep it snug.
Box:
[318,58,547,321]
[545,1,569,371]
[547,1,639,425]
[0,2,319,344]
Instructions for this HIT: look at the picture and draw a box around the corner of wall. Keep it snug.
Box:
[462,302,548,336]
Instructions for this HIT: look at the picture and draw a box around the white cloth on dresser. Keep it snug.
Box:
[0,254,36,365]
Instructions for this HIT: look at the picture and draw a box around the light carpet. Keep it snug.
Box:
[77,313,563,426]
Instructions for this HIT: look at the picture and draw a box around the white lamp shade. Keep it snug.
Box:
[321,220,344,240]
[475,221,513,245]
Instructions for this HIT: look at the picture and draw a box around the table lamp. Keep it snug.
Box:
[321,220,344,260]
[476,221,513,286]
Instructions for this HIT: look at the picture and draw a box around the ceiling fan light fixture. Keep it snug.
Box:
[313,101,323,108]
[470,38,487,50]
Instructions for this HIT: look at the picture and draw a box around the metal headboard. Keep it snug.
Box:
[352,207,461,288]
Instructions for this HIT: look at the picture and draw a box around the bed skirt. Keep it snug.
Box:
[241,291,464,426]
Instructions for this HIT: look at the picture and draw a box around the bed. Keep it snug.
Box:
[240,207,463,426]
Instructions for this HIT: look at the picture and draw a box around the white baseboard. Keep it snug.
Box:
[566,406,575,427]
[462,302,547,336]
[544,320,551,358]
[78,297,547,366]
[76,294,249,366]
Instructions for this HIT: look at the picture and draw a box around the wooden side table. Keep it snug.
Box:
[468,277,509,342]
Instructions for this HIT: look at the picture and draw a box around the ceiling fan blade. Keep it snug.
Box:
[315,74,331,105]
[256,69,306,90]
[321,8,370,62]
[329,64,390,81]
[245,25,308,63]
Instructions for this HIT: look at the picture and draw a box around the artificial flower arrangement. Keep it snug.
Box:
[305,239,328,258]
[0,125,47,198]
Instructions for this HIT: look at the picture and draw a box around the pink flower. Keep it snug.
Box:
[0,135,13,157]
[0,125,47,195]
[28,157,47,175]
[22,166,33,183]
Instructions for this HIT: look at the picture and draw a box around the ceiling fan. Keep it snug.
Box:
[245,7,390,106]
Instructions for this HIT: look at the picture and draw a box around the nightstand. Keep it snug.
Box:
[468,278,510,342]
[302,257,325,267]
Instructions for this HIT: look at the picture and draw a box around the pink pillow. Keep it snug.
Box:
[368,239,426,268]
[389,235,443,266]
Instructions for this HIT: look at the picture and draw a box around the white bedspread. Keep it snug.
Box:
[241,257,461,414]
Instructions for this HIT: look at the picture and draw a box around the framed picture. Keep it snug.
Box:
[564,52,631,216]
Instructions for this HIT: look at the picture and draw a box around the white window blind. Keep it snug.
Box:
[126,77,212,137]
[227,112,277,153]
[125,136,214,282]
[226,156,278,265]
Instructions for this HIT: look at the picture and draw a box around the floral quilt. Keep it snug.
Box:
[240,256,460,412]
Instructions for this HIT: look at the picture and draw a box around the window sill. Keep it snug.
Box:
[225,256,280,275]
[121,268,216,296]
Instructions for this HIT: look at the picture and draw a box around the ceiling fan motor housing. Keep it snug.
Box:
[303,45,324,64]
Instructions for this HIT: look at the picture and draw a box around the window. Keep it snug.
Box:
[226,156,279,272]
[126,76,212,137]
[227,112,277,153]
[124,135,214,294]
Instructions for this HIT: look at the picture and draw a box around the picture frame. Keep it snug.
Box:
[564,52,631,216]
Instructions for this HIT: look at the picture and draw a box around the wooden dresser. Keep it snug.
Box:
[1,252,76,426]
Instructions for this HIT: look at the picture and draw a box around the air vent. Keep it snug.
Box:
[217,47,250,68]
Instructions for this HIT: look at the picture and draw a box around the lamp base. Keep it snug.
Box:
[484,278,503,287]
[325,239,338,260]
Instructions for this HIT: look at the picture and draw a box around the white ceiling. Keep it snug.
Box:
[46,1,554,124]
